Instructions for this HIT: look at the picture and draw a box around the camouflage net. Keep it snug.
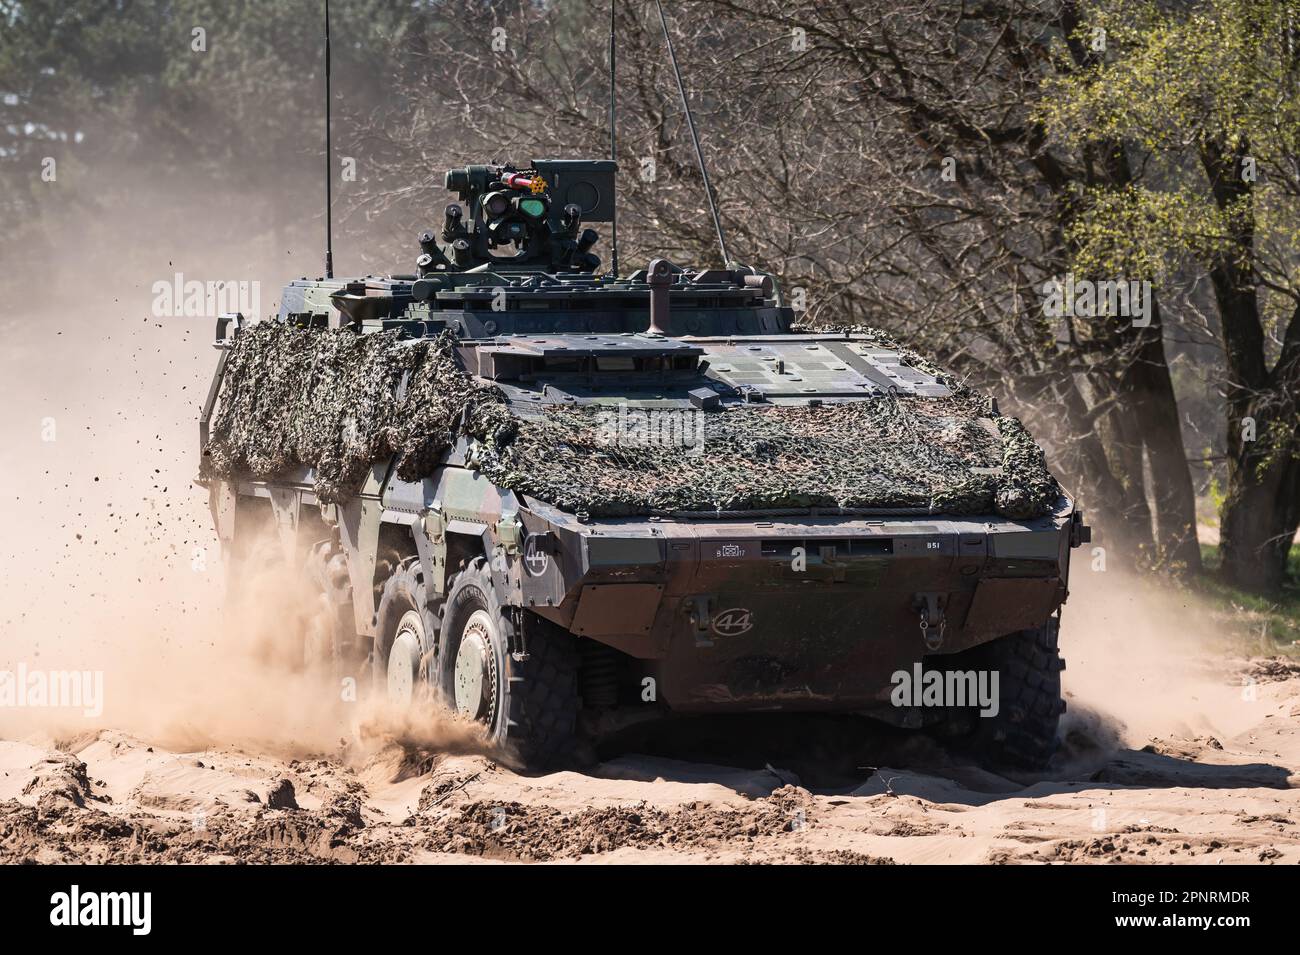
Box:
[204,323,1059,519]
[477,402,1057,518]
[204,323,513,503]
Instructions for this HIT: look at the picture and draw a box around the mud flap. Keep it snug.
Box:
[962,577,1061,640]
[267,486,300,566]
[413,509,443,600]
[338,463,389,638]
[208,479,237,554]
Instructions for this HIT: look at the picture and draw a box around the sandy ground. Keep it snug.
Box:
[2,656,1298,865]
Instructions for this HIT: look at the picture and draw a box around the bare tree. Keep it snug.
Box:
[354,0,1203,573]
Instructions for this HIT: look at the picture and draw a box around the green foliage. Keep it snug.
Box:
[1258,415,1300,479]
[1041,0,1300,298]
[0,0,412,262]
[1061,183,1241,280]
[1197,541,1300,648]
[1207,466,1226,513]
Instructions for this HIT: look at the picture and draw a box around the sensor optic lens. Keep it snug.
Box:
[518,197,547,219]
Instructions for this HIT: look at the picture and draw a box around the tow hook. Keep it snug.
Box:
[1070,510,1092,548]
[686,595,715,647]
[914,592,946,651]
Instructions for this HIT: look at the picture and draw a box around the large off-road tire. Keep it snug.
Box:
[374,558,440,705]
[437,558,579,770]
[228,533,354,675]
[962,616,1066,770]
[301,539,357,676]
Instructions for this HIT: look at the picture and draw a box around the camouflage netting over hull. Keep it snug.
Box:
[204,323,514,503]
[479,403,1057,518]
[204,324,1060,519]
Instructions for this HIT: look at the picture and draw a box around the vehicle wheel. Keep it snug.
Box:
[374,558,440,706]
[228,533,350,674]
[437,558,579,769]
[301,539,355,676]
[960,616,1066,770]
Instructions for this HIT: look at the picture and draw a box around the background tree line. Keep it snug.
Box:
[2,0,1296,594]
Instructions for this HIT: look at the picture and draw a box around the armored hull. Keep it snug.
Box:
[199,161,1087,768]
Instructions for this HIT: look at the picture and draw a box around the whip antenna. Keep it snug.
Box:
[324,0,334,279]
[608,0,620,278]
[653,0,730,267]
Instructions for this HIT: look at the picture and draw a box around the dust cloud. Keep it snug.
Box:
[1059,562,1259,749]
[0,184,486,764]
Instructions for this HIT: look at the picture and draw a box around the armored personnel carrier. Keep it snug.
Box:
[197,159,1089,769]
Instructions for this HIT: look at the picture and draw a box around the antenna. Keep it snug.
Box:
[653,0,730,267]
[607,0,620,278]
[324,0,334,279]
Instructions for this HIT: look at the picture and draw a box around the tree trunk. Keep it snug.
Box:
[1045,366,1157,562]
[1116,296,1203,573]
[1200,139,1300,595]
[1100,393,1156,555]
[1220,451,1300,594]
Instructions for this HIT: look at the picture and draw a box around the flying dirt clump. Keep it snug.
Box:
[203,322,1060,518]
